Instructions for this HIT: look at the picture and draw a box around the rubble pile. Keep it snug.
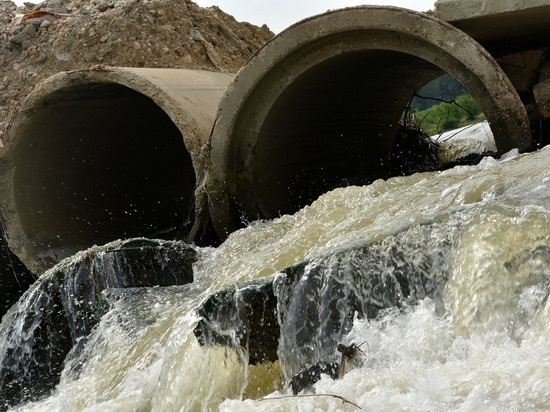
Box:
[0,0,273,141]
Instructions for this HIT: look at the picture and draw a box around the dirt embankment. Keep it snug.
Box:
[0,0,273,143]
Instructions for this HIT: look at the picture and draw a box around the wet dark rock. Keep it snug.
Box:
[287,342,367,394]
[0,270,73,410]
[0,238,196,410]
[0,224,35,321]
[194,221,457,381]
[288,362,339,395]
[194,278,279,365]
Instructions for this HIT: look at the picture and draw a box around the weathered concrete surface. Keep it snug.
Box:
[207,6,532,238]
[435,0,550,21]
[435,0,550,148]
[494,50,547,96]
[534,80,550,118]
[435,0,550,52]
[0,67,232,274]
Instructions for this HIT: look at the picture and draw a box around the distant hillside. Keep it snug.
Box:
[412,74,468,110]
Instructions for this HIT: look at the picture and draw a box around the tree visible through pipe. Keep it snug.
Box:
[207,6,532,238]
[0,7,534,277]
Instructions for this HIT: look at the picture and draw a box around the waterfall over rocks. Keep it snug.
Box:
[1,147,549,411]
[194,217,461,392]
[0,238,196,410]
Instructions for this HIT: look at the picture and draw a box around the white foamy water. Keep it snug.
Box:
[9,146,550,411]
[432,120,496,163]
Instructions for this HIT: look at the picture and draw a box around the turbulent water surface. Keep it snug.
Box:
[4,145,550,411]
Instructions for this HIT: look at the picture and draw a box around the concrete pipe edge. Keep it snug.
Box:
[0,66,233,274]
[207,6,532,238]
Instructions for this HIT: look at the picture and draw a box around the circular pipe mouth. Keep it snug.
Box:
[208,6,532,237]
[0,67,232,273]
[14,83,195,256]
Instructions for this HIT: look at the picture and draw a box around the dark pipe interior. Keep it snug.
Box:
[252,50,444,217]
[13,83,195,261]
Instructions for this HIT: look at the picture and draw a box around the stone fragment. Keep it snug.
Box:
[55,52,71,61]
[289,362,339,394]
[97,3,110,13]
[189,27,204,41]
[8,31,29,44]
[158,24,174,31]
[24,18,45,27]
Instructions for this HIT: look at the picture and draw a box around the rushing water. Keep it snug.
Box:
[2,145,550,411]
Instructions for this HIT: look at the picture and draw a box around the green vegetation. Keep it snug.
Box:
[408,74,485,137]
[413,94,485,137]
[412,75,468,110]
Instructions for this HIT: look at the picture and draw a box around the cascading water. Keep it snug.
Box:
[273,220,459,382]
[1,145,549,411]
[0,239,195,410]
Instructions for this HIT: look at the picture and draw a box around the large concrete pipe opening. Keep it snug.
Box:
[0,67,232,274]
[208,6,533,237]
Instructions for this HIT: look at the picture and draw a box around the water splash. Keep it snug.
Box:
[0,238,195,409]
[275,220,459,380]
[4,147,550,411]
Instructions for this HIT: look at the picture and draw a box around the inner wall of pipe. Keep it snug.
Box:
[252,50,444,218]
[13,83,195,259]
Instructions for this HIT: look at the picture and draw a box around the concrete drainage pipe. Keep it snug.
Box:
[207,6,532,238]
[0,67,232,274]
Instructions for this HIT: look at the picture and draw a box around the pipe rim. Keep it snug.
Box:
[208,6,532,237]
[0,67,228,274]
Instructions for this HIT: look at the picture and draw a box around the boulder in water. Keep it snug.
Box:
[194,221,455,387]
[0,238,196,410]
